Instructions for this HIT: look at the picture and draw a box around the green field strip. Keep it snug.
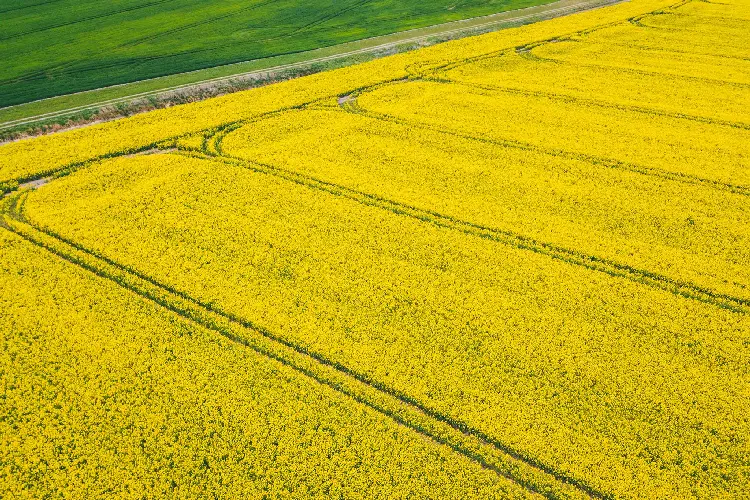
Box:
[0,196,602,500]
[0,0,620,131]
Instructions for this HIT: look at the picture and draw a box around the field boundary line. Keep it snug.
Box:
[0,196,606,500]
[178,149,749,315]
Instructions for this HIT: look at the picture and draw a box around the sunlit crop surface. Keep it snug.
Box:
[1,0,748,498]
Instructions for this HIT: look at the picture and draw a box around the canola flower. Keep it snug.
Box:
[561,11,750,60]
[1,0,749,498]
[531,39,750,85]
[0,228,529,499]
[441,50,748,126]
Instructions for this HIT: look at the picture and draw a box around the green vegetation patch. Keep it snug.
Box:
[0,0,552,107]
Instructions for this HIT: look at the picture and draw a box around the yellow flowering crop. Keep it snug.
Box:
[355,80,750,187]
[219,106,750,303]
[1,0,748,498]
[441,50,748,126]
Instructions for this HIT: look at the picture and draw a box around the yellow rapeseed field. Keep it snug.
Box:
[1,0,748,498]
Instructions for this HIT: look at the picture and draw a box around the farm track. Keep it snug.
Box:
[329,94,750,197]
[0,195,604,500]
[0,0,622,133]
[185,146,750,315]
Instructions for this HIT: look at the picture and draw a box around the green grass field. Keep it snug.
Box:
[0,0,552,108]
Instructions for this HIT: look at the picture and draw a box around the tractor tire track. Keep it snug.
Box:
[259,0,372,43]
[433,77,750,130]
[0,0,67,15]
[0,196,605,500]
[175,145,749,314]
[116,0,277,49]
[519,43,750,89]
[331,92,750,196]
